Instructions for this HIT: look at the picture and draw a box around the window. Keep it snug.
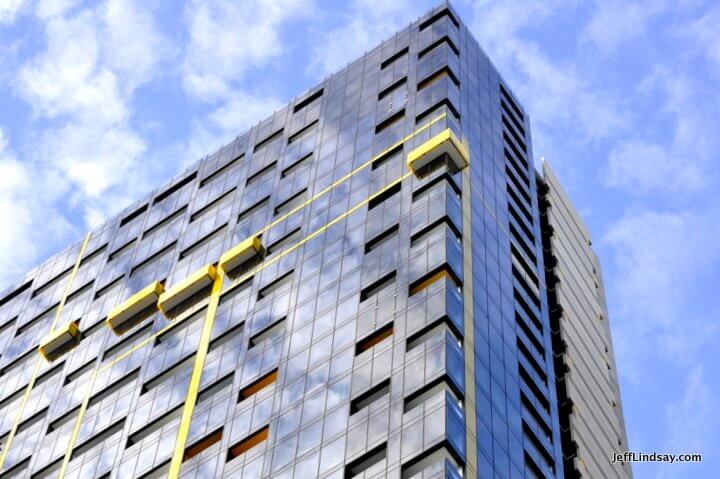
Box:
[418,8,459,31]
[245,161,277,186]
[200,155,244,187]
[355,322,393,355]
[190,188,235,223]
[370,144,402,170]
[287,120,318,145]
[154,172,197,205]
[344,442,387,478]
[227,425,269,460]
[408,265,461,296]
[400,443,462,479]
[359,271,396,302]
[293,88,323,113]
[417,36,459,59]
[378,77,407,101]
[281,152,313,178]
[380,46,409,69]
[406,316,461,352]
[71,419,126,460]
[183,427,223,461]
[178,224,227,260]
[238,368,278,401]
[266,228,301,256]
[102,323,153,361]
[257,271,294,300]
[404,376,462,413]
[119,204,148,227]
[248,317,286,348]
[367,182,401,210]
[88,368,140,409]
[500,83,525,120]
[415,99,460,125]
[141,354,195,394]
[364,224,399,254]
[274,189,307,217]
[417,67,459,90]
[409,217,460,247]
[238,196,270,222]
[350,379,390,414]
[374,109,405,134]
[32,265,73,298]
[253,129,284,152]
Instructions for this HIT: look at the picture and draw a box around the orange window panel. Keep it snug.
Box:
[238,368,278,401]
[183,428,223,462]
[409,266,460,296]
[355,322,394,355]
[227,426,269,460]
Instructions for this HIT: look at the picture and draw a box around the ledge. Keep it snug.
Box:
[39,321,80,361]
[219,236,265,273]
[158,264,217,314]
[407,129,469,175]
[106,281,164,334]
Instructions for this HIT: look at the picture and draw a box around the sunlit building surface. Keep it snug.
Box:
[0,3,629,478]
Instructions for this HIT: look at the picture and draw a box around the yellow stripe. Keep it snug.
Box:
[97,173,413,384]
[0,360,42,471]
[254,112,447,237]
[167,268,224,478]
[50,125,427,476]
[223,172,412,297]
[3,114,447,475]
[57,368,100,478]
[50,233,92,332]
[461,152,478,478]
[0,232,90,472]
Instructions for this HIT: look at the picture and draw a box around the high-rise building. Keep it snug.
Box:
[0,3,630,479]
[538,162,631,479]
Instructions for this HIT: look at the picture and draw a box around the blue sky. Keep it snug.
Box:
[0,1,718,477]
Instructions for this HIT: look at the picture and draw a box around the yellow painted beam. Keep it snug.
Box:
[57,368,99,478]
[255,112,448,237]
[0,232,90,473]
[219,235,264,273]
[158,264,217,314]
[167,268,224,478]
[38,321,80,361]
[106,281,164,334]
[406,128,469,175]
[44,116,455,477]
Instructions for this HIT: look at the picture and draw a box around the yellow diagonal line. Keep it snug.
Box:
[167,268,224,478]
[0,232,90,473]
[254,112,446,237]
[57,367,99,478]
[223,171,412,297]
[51,121,428,476]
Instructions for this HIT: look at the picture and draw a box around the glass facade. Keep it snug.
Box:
[0,3,629,479]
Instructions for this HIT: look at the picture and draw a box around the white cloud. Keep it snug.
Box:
[207,91,283,134]
[468,0,630,158]
[582,0,667,55]
[660,366,719,479]
[603,208,720,379]
[179,0,308,166]
[0,128,73,287]
[308,0,431,77]
[605,139,704,193]
[0,0,170,289]
[674,6,720,74]
[0,0,25,24]
[605,66,718,194]
[183,0,310,102]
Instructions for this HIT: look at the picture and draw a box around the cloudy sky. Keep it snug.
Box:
[0,0,718,477]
